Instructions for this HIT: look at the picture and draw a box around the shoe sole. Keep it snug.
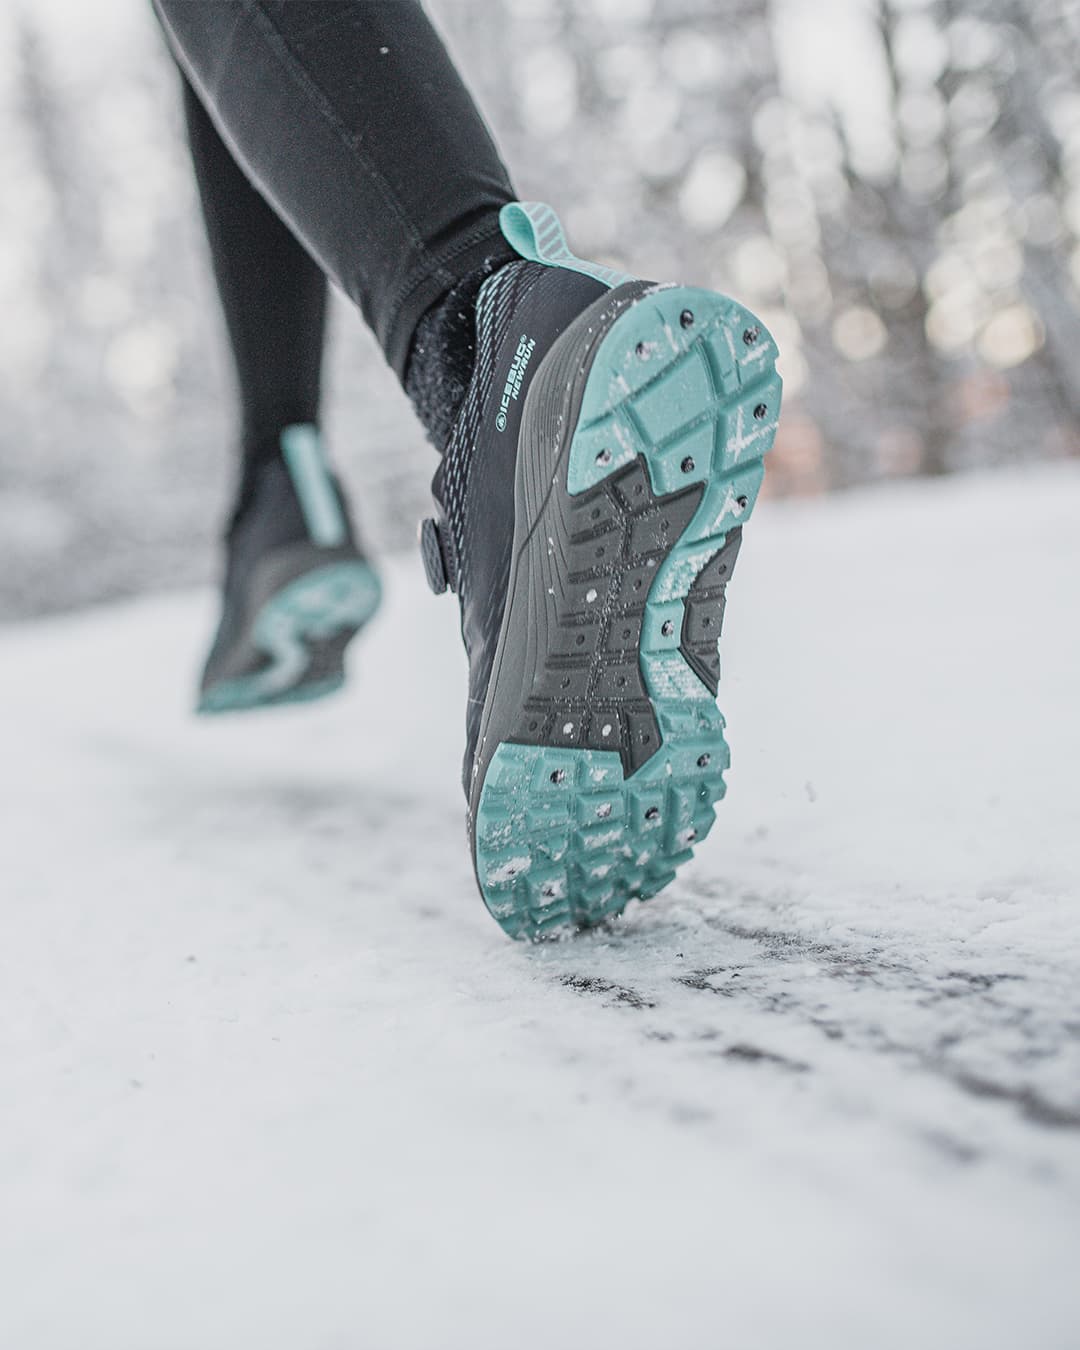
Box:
[471,282,781,939]
[198,559,381,714]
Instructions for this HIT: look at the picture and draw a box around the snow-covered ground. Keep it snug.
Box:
[3,466,1079,1350]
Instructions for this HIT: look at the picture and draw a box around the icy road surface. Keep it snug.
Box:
[3,467,1079,1349]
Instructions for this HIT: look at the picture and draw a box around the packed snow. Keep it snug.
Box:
[2,466,1079,1349]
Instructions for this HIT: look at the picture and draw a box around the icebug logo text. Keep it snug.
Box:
[496,334,536,431]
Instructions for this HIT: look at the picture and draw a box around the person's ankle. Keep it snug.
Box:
[403,259,508,455]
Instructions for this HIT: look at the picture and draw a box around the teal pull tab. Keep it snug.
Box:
[499,202,634,290]
[281,423,347,549]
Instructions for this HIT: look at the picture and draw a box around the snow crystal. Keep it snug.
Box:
[583,828,623,849]
[485,856,532,885]
[652,544,719,603]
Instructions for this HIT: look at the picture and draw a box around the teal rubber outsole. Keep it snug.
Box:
[198,560,381,714]
[474,285,781,939]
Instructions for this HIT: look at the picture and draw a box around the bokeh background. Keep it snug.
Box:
[2,0,1078,619]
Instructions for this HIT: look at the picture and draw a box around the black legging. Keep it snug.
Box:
[158,0,517,417]
[181,74,328,467]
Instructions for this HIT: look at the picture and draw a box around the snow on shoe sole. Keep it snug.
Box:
[470,282,781,939]
[198,558,381,713]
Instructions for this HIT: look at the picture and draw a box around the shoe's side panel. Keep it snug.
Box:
[431,261,608,786]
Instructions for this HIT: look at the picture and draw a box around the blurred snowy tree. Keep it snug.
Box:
[765,0,1080,488]
[0,0,1078,617]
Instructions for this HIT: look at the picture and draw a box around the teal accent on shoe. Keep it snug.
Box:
[475,736,728,939]
[565,288,782,497]
[198,560,381,714]
[474,287,781,939]
[280,424,348,548]
[500,202,635,290]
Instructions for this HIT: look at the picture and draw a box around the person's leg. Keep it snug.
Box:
[180,70,328,495]
[177,65,381,714]
[157,0,783,937]
[154,0,516,435]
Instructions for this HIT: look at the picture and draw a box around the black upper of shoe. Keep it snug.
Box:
[423,260,608,793]
[201,454,359,690]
